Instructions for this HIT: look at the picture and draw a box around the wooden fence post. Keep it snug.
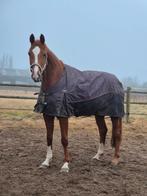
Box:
[126,87,131,123]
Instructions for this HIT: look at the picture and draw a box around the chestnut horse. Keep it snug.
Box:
[28,34,124,172]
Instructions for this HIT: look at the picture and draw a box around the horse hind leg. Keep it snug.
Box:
[93,115,108,160]
[111,117,122,165]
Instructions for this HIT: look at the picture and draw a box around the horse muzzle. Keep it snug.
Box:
[31,74,41,82]
[31,64,42,82]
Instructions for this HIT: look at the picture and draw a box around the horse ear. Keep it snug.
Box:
[40,34,45,44]
[30,34,35,44]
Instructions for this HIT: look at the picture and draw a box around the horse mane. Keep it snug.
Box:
[42,44,64,91]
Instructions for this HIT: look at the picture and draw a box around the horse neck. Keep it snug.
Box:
[41,47,64,92]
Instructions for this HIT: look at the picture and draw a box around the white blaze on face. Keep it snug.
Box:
[32,46,40,79]
[33,46,40,64]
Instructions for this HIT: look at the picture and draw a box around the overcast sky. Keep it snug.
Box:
[0,0,147,83]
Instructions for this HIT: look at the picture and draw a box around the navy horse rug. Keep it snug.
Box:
[34,64,124,117]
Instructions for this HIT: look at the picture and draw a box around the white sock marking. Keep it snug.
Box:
[61,162,69,172]
[93,143,104,160]
[98,143,104,155]
[41,146,53,167]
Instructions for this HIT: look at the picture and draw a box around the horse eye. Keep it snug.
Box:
[28,52,31,56]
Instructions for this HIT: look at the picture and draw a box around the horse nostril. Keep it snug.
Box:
[30,67,33,72]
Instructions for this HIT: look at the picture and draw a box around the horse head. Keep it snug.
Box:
[28,34,48,82]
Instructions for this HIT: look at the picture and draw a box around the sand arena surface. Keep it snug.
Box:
[0,109,147,196]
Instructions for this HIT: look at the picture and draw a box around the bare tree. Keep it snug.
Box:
[9,56,13,69]
[0,54,13,69]
[122,77,139,88]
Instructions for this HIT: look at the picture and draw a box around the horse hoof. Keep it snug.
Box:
[93,156,100,160]
[60,167,69,173]
[111,158,119,166]
[60,162,69,173]
[92,154,100,160]
[39,164,49,169]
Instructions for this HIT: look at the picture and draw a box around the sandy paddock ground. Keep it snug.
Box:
[0,98,147,196]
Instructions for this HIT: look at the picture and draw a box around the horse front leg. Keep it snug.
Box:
[59,117,70,172]
[39,114,54,168]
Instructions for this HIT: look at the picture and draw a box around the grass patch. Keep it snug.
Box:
[0,109,40,120]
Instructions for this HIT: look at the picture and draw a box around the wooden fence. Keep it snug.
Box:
[125,87,147,122]
[0,84,147,122]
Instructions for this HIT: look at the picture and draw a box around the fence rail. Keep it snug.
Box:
[0,83,39,88]
[0,84,147,122]
[0,95,36,100]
